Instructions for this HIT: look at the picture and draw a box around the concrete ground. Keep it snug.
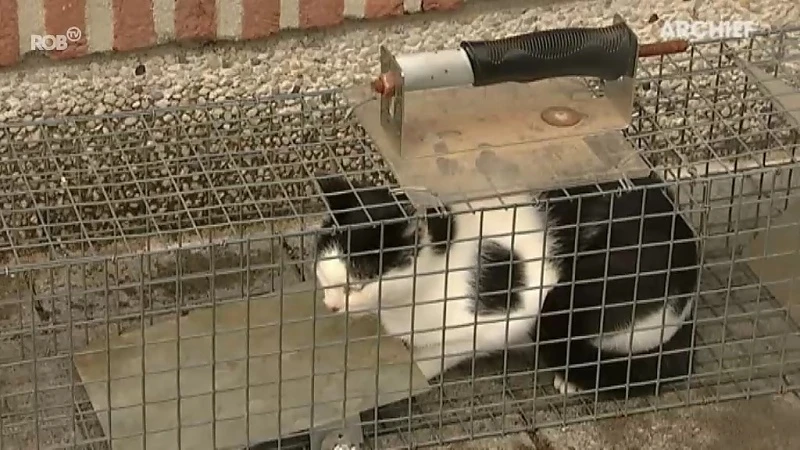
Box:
[1,1,800,450]
[427,393,800,450]
[536,393,800,450]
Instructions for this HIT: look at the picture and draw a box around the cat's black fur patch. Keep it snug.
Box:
[425,205,456,254]
[533,176,700,398]
[470,240,525,315]
[315,175,416,280]
[315,174,456,279]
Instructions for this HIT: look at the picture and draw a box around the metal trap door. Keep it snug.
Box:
[350,77,648,203]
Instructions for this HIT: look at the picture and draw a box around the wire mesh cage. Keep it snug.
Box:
[1,27,800,450]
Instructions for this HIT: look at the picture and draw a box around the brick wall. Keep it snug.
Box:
[0,0,464,68]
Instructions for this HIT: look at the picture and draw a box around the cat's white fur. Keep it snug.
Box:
[316,194,559,380]
[595,299,694,355]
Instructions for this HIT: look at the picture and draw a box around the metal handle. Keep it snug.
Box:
[459,22,639,87]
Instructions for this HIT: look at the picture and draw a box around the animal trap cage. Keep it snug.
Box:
[0,27,799,450]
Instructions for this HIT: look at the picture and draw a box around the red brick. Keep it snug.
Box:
[0,0,19,67]
[365,0,403,18]
[112,0,156,51]
[299,0,345,29]
[242,0,281,40]
[175,0,217,41]
[421,0,463,11]
[44,0,89,60]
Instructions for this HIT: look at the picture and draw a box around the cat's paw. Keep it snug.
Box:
[553,373,580,395]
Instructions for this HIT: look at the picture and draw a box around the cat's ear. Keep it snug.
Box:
[402,220,422,239]
[315,173,360,214]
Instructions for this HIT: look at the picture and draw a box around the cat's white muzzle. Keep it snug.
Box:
[320,288,373,315]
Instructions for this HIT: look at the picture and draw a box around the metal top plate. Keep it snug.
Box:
[347,77,649,206]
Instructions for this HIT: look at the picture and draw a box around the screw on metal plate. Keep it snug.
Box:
[541,106,584,127]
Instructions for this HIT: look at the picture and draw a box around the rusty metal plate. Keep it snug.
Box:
[347,78,649,205]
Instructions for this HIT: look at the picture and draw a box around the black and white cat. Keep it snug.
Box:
[312,173,699,397]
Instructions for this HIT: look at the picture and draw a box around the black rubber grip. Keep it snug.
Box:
[459,22,638,87]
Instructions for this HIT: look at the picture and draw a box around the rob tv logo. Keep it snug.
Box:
[31,27,82,51]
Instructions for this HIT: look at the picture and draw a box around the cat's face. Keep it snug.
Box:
[313,175,417,314]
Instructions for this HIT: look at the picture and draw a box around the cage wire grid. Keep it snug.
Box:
[0,29,799,450]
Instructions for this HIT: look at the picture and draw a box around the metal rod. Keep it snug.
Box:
[372,39,691,97]
[638,39,690,58]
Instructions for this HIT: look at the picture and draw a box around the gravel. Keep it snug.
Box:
[0,1,796,111]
